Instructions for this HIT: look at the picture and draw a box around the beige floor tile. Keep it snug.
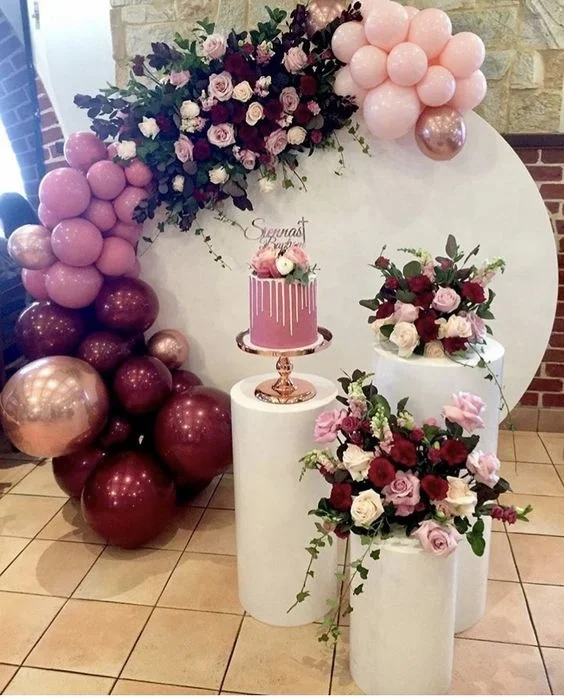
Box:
[458,580,536,645]
[209,475,235,509]
[0,664,17,693]
[186,509,236,556]
[37,499,105,544]
[500,461,564,496]
[224,617,332,695]
[510,534,564,585]
[4,667,114,695]
[0,495,64,538]
[497,430,515,461]
[489,532,518,582]
[542,647,564,694]
[147,507,204,551]
[112,679,215,695]
[0,462,36,495]
[25,598,151,677]
[491,517,506,532]
[514,432,551,463]
[450,639,550,694]
[330,629,360,695]
[524,583,564,647]
[187,477,221,507]
[158,552,242,614]
[10,465,67,498]
[539,433,564,465]
[500,494,564,536]
[0,536,29,574]
[0,540,102,597]
[0,591,64,664]
[74,547,181,606]
[122,608,241,690]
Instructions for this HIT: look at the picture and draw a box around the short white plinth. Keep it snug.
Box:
[231,373,338,627]
[349,535,456,695]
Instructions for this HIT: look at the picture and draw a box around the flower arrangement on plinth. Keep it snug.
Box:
[251,244,315,284]
[290,370,531,643]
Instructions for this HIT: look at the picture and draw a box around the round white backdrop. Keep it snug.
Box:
[141,112,557,411]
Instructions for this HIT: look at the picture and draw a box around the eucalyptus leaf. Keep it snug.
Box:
[403,260,422,278]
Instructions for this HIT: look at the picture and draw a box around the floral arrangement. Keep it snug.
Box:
[360,235,505,360]
[250,244,314,283]
[290,370,530,642]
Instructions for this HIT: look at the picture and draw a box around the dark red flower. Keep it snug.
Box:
[376,300,395,319]
[239,125,263,152]
[341,416,360,433]
[294,103,312,125]
[384,277,399,290]
[369,457,396,488]
[155,115,174,133]
[335,526,349,540]
[410,428,424,442]
[224,53,247,79]
[311,130,323,145]
[259,152,273,165]
[407,275,432,293]
[193,139,212,161]
[349,432,363,446]
[231,102,247,124]
[428,448,441,464]
[241,43,254,55]
[439,439,468,466]
[414,291,435,309]
[300,75,318,96]
[442,337,469,354]
[210,103,229,124]
[505,508,517,525]
[415,312,439,342]
[264,99,283,122]
[193,189,209,204]
[390,435,417,467]
[491,505,504,520]
[329,483,354,511]
[421,475,449,501]
[461,281,486,304]
[375,256,389,269]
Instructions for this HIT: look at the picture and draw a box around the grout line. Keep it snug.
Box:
[108,676,223,694]
[217,613,246,694]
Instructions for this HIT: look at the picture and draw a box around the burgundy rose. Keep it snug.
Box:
[504,508,517,525]
[411,428,424,442]
[311,130,323,145]
[294,103,312,125]
[300,75,318,96]
[414,291,435,309]
[439,439,468,466]
[335,526,349,540]
[224,53,247,79]
[239,124,263,152]
[341,415,360,433]
[375,256,390,269]
[193,139,212,161]
[329,483,354,511]
[155,115,175,133]
[461,281,486,304]
[390,435,417,467]
[407,275,432,293]
[264,99,283,122]
[442,337,469,354]
[421,474,449,501]
[241,43,254,55]
[428,447,441,464]
[369,457,396,488]
[384,277,399,290]
[231,102,247,124]
[210,103,229,124]
[415,312,439,342]
[376,300,395,319]
[194,189,209,204]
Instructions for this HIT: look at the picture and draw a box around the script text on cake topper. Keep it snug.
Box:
[244,217,308,248]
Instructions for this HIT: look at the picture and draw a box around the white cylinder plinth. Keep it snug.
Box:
[349,535,456,695]
[455,516,493,633]
[231,373,338,627]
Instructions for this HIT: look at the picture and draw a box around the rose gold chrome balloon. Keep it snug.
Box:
[147,329,189,370]
[306,0,347,36]
[0,356,109,458]
[7,225,57,270]
[414,106,467,161]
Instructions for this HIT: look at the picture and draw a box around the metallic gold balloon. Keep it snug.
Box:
[306,0,347,36]
[147,329,189,370]
[7,224,57,270]
[0,356,110,458]
[414,106,467,161]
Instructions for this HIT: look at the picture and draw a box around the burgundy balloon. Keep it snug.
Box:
[15,301,86,360]
[114,356,172,415]
[81,450,176,548]
[52,446,106,498]
[98,413,135,449]
[78,331,132,374]
[154,386,232,488]
[171,369,203,395]
[95,277,159,333]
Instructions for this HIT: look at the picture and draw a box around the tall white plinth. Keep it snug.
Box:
[231,373,338,627]
[349,535,457,695]
[372,337,504,634]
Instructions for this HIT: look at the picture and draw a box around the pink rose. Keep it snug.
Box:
[432,287,461,314]
[208,72,233,102]
[307,101,321,115]
[422,261,436,281]
[382,470,421,517]
[284,245,310,271]
[202,33,227,60]
[280,87,300,113]
[460,311,487,342]
[207,123,236,148]
[394,301,419,323]
[314,409,346,444]
[424,417,438,426]
[265,128,288,156]
[200,93,216,111]
[412,520,462,556]
[467,450,500,488]
[170,70,190,88]
[443,392,486,433]
[283,46,308,73]
[233,147,257,170]
[174,134,194,162]
[251,246,280,278]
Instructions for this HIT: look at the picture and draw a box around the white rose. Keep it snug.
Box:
[350,489,384,528]
[287,126,307,145]
[116,140,137,160]
[180,100,200,119]
[342,444,373,482]
[445,476,477,518]
[389,321,420,358]
[423,340,445,359]
[139,117,160,139]
[232,80,253,102]
[172,175,185,192]
[275,256,295,276]
[246,101,264,126]
[258,177,275,193]
[209,166,229,185]
[437,315,473,340]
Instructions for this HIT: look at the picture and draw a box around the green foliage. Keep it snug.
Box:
[467,518,486,557]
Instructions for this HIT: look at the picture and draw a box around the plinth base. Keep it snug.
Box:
[255,376,316,404]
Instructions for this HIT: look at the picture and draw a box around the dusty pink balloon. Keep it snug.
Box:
[124,159,153,188]
[22,268,51,301]
[87,161,127,201]
[416,65,456,106]
[408,8,452,59]
[404,6,419,20]
[8,225,57,270]
[387,42,428,87]
[96,237,137,277]
[364,2,409,52]
[349,45,388,90]
[51,218,104,267]
[84,198,117,232]
[334,66,368,106]
[440,32,485,78]
[363,80,421,140]
[64,132,107,172]
[124,257,141,279]
[46,262,104,309]
[107,143,119,159]
[331,21,367,63]
[113,186,147,224]
[38,203,63,230]
[449,70,487,112]
[39,168,91,218]
[110,221,143,245]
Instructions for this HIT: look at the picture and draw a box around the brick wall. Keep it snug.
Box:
[36,77,65,172]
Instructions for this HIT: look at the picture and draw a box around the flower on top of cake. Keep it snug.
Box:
[250,244,315,284]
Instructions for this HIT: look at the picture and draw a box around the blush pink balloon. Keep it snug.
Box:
[51,219,104,267]
[331,21,367,63]
[334,66,368,106]
[38,203,63,230]
[109,221,143,245]
[87,161,127,201]
[387,42,428,86]
[84,198,117,232]
[363,80,421,140]
[404,6,419,20]
[64,132,107,172]
[22,268,50,301]
[440,32,485,78]
[113,187,147,225]
[124,159,153,188]
[349,45,388,90]
[96,237,137,277]
[39,168,91,218]
[46,262,104,309]
[416,65,456,106]
[408,8,452,59]
[124,257,141,279]
[449,69,487,112]
[364,2,409,52]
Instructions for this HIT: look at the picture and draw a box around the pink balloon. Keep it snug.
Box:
[46,262,104,309]
[39,168,91,219]
[449,70,487,112]
[363,80,421,140]
[331,22,367,64]
[416,65,456,107]
[364,2,409,52]
[408,8,452,59]
[96,237,137,277]
[124,159,153,188]
[124,257,141,279]
[38,203,63,230]
[64,132,107,172]
[113,186,148,225]
[87,161,127,201]
[440,32,485,79]
[350,45,388,90]
[387,42,428,87]
[110,221,143,245]
[405,6,419,20]
[107,143,119,159]
[22,268,51,301]
[51,218,104,267]
[334,66,368,106]
[84,198,117,232]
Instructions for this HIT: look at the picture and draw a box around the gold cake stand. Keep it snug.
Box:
[236,327,333,404]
